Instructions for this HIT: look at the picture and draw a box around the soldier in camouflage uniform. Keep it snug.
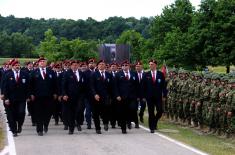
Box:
[207,74,222,133]
[202,74,213,129]
[224,79,235,138]
[177,70,186,123]
[189,72,197,127]
[215,76,230,135]
[167,69,178,121]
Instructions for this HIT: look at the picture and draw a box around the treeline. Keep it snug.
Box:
[0,0,234,72]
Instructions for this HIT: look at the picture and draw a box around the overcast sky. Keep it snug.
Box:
[0,0,201,21]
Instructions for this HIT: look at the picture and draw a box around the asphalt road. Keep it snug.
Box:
[13,115,207,155]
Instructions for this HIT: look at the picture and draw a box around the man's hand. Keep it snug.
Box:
[63,95,69,101]
[5,100,10,105]
[142,98,147,102]
[116,96,121,101]
[53,94,57,100]
[227,112,232,117]
[95,94,100,102]
[26,98,31,102]
[31,95,35,101]
[58,96,62,102]
[0,95,4,100]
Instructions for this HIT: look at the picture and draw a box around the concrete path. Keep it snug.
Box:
[13,115,207,155]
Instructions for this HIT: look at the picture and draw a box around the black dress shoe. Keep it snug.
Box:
[17,126,22,133]
[111,125,116,129]
[55,122,59,126]
[87,124,91,129]
[32,123,36,126]
[68,130,74,135]
[44,127,48,133]
[135,124,140,129]
[122,130,127,134]
[13,132,18,137]
[104,124,108,131]
[64,125,68,130]
[38,132,43,136]
[127,123,132,129]
[150,130,155,133]
[140,117,144,123]
[96,130,101,134]
[77,125,82,131]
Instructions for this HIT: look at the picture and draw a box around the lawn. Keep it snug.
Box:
[141,116,235,155]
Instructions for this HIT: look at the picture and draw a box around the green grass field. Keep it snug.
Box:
[141,116,235,155]
[208,66,235,74]
[0,127,4,151]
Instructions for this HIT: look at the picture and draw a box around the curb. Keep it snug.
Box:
[138,124,209,155]
[0,102,16,155]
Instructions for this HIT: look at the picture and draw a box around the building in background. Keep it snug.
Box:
[98,44,130,64]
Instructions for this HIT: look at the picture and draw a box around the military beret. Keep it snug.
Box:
[80,62,87,66]
[38,57,46,62]
[70,60,79,65]
[221,76,229,81]
[148,59,157,65]
[11,60,20,66]
[8,59,16,65]
[97,60,106,65]
[121,60,130,66]
[25,61,33,65]
[88,58,96,64]
[135,61,143,66]
[212,74,220,80]
[110,62,118,66]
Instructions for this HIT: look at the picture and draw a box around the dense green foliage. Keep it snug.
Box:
[0,0,234,71]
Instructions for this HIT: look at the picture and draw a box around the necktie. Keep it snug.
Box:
[74,71,78,81]
[42,68,46,79]
[101,71,105,80]
[138,73,141,82]
[125,72,129,80]
[152,71,156,83]
[16,71,19,83]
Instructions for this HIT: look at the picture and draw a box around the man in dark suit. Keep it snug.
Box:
[143,59,167,133]
[90,60,113,134]
[109,62,118,128]
[62,60,86,134]
[135,61,146,123]
[22,61,36,126]
[30,57,57,136]
[3,60,30,137]
[83,59,96,129]
[115,60,139,134]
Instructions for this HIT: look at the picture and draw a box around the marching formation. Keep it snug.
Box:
[165,69,235,138]
[0,58,166,137]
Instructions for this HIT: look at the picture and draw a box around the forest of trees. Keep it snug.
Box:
[0,0,234,71]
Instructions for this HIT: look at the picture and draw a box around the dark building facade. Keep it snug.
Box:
[98,44,130,64]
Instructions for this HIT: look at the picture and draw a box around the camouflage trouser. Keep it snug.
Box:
[164,98,169,117]
[202,101,210,126]
[214,104,226,131]
[178,98,184,120]
[226,115,235,134]
[195,101,203,125]
[207,103,215,128]
[172,97,178,119]
[168,96,174,119]
[190,99,196,123]
[183,99,190,121]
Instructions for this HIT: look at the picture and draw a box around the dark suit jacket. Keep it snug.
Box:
[143,70,167,100]
[114,70,138,99]
[136,71,146,99]
[90,70,113,99]
[4,70,30,102]
[61,69,85,98]
[30,68,57,98]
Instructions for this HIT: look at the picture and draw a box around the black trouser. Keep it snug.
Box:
[34,97,53,133]
[147,97,163,130]
[139,99,146,118]
[81,97,92,126]
[117,98,138,130]
[91,97,111,130]
[53,100,62,124]
[27,100,36,125]
[5,101,26,133]
[62,100,68,127]
[110,98,117,127]
[64,97,84,131]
